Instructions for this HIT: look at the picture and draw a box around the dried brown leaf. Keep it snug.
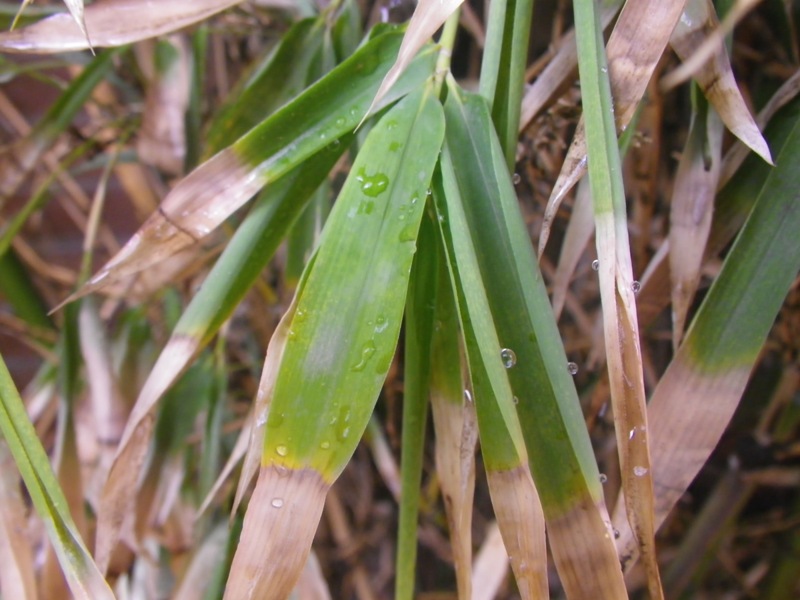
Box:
[471,522,509,600]
[57,148,263,308]
[135,36,191,175]
[223,466,329,599]
[613,361,753,572]
[550,178,594,320]
[669,107,723,349]
[363,0,463,122]
[0,442,38,600]
[539,0,687,255]
[487,467,548,600]
[431,390,477,599]
[667,0,772,165]
[0,0,244,53]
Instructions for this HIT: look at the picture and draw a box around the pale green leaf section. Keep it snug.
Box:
[260,85,445,477]
[0,356,115,600]
[0,0,244,53]
[573,0,662,596]
[364,0,463,120]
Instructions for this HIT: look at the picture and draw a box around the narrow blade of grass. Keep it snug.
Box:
[540,0,692,254]
[0,356,115,600]
[479,0,534,168]
[0,438,38,599]
[0,48,120,200]
[395,215,437,600]
[573,0,662,595]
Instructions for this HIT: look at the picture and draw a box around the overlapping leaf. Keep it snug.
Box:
[63,28,437,305]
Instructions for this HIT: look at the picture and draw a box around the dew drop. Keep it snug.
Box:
[632,280,642,294]
[591,259,600,271]
[374,315,389,333]
[327,139,341,150]
[255,412,267,427]
[339,426,351,440]
[398,224,417,242]
[599,473,608,484]
[287,329,297,340]
[567,361,579,375]
[512,173,521,185]
[276,464,289,477]
[271,497,284,509]
[512,395,519,405]
[335,117,346,127]
[601,66,608,73]
[356,168,389,197]
[464,389,473,404]
[500,348,517,368]
[614,528,620,539]
[633,466,648,477]
[352,340,376,371]
[275,445,288,457]
[320,441,331,450]
[426,188,432,196]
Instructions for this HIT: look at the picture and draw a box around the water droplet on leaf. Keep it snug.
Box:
[271,498,284,508]
[567,361,579,375]
[633,466,648,477]
[632,280,642,294]
[500,348,517,368]
[352,340,376,371]
[592,259,600,271]
[276,445,288,457]
[356,168,389,197]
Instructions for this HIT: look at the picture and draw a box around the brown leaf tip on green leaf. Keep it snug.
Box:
[224,465,329,600]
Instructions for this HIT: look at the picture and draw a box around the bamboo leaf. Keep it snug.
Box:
[93,143,345,574]
[0,0,245,53]
[224,85,445,599]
